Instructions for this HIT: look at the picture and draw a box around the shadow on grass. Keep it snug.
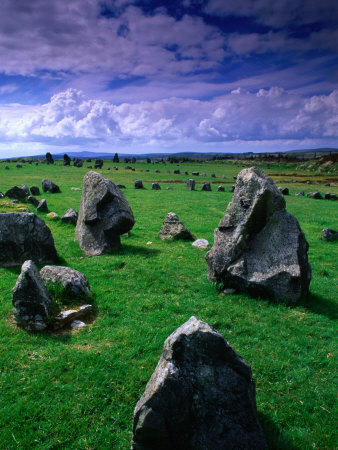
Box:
[119,244,161,257]
[298,292,337,320]
[259,412,300,450]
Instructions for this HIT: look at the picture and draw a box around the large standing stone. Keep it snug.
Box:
[12,260,51,331]
[40,265,92,298]
[0,213,57,267]
[75,171,135,255]
[186,179,195,191]
[42,179,61,193]
[158,212,195,241]
[206,167,311,303]
[132,316,266,450]
[64,153,71,166]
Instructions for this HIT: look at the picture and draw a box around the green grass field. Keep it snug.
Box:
[0,159,337,449]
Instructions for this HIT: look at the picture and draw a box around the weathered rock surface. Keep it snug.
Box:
[206,167,311,303]
[75,171,135,255]
[186,179,195,191]
[0,213,57,267]
[41,265,92,298]
[37,198,48,212]
[5,186,27,199]
[61,208,78,225]
[42,179,61,193]
[134,180,144,189]
[192,238,210,249]
[30,186,40,196]
[158,212,195,241]
[322,228,338,241]
[12,260,51,331]
[20,184,30,196]
[53,304,92,329]
[132,316,266,450]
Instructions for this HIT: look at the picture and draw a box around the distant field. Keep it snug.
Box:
[0,159,337,449]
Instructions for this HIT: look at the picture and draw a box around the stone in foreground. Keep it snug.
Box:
[158,212,195,241]
[0,213,58,267]
[75,171,135,255]
[322,228,338,241]
[132,316,266,450]
[206,167,311,303]
[61,208,78,225]
[12,260,51,331]
[40,265,92,298]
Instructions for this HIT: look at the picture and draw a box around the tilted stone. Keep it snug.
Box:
[42,179,61,193]
[75,171,135,255]
[37,198,48,212]
[12,260,51,331]
[0,213,58,267]
[132,316,266,450]
[158,212,195,241]
[61,208,78,225]
[206,167,311,303]
[40,265,92,298]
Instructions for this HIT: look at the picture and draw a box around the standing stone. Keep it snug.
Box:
[324,193,337,200]
[61,208,78,225]
[63,154,71,166]
[229,185,235,192]
[217,185,225,192]
[211,173,216,178]
[322,228,338,241]
[206,167,311,303]
[186,179,195,191]
[307,192,322,199]
[132,316,266,450]
[45,152,54,164]
[30,186,40,196]
[28,196,39,207]
[4,165,9,170]
[134,180,144,189]
[201,182,211,191]
[37,199,48,212]
[158,212,195,241]
[73,158,83,168]
[0,213,57,267]
[5,186,27,200]
[95,159,104,169]
[279,187,289,195]
[40,265,92,298]
[152,183,161,190]
[20,184,30,197]
[75,171,135,255]
[42,179,61,193]
[12,260,51,331]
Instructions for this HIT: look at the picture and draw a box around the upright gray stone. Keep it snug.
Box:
[42,179,61,193]
[206,167,311,303]
[217,185,225,192]
[132,316,266,450]
[28,196,39,207]
[0,213,57,267]
[37,199,48,212]
[186,179,195,191]
[158,212,194,241]
[40,265,92,298]
[201,182,211,191]
[75,171,135,255]
[134,180,144,189]
[12,260,51,331]
[30,186,40,196]
[20,184,30,196]
[95,159,103,169]
[61,208,78,225]
[73,158,83,168]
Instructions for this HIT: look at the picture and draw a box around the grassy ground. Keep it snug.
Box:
[0,159,337,449]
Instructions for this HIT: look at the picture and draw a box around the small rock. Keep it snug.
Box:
[217,185,225,192]
[30,186,40,196]
[152,183,161,190]
[134,180,144,189]
[296,191,305,196]
[186,179,195,191]
[223,288,236,294]
[46,212,59,220]
[201,182,211,191]
[307,192,322,199]
[28,196,39,207]
[37,199,48,212]
[324,193,337,200]
[71,187,81,191]
[61,208,78,225]
[158,212,195,241]
[70,320,86,329]
[192,239,210,249]
[322,228,338,241]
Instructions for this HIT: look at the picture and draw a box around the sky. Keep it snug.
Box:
[0,0,337,158]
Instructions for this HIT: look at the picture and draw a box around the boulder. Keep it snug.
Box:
[279,187,289,195]
[192,239,210,249]
[5,186,27,199]
[20,184,30,196]
[42,179,61,193]
[53,305,92,330]
[206,167,311,303]
[158,212,194,241]
[134,180,144,189]
[75,171,135,255]
[37,199,48,212]
[192,171,199,176]
[117,184,126,189]
[30,186,40,196]
[217,185,225,192]
[322,228,338,241]
[186,179,195,191]
[201,182,211,191]
[27,195,39,207]
[40,265,92,298]
[12,260,51,331]
[307,192,322,199]
[132,316,266,450]
[73,158,83,168]
[61,208,78,225]
[324,193,337,200]
[152,183,161,190]
[0,213,57,267]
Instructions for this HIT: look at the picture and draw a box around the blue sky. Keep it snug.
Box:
[0,0,337,157]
